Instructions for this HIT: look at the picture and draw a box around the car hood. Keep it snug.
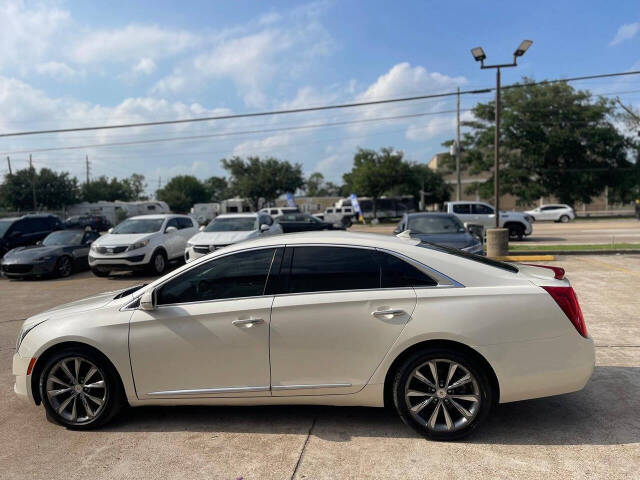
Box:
[189,230,258,245]
[410,232,478,249]
[22,288,129,329]
[2,245,62,262]
[94,233,154,246]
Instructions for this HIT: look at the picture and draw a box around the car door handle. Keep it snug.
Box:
[232,318,264,328]
[371,309,406,318]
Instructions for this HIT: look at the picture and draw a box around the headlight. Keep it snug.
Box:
[16,318,48,351]
[90,243,98,252]
[187,240,195,247]
[127,239,150,252]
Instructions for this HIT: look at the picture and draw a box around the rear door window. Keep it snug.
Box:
[286,246,379,294]
[452,204,471,214]
[376,251,437,288]
[472,204,494,215]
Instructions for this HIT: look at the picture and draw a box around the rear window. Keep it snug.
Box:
[417,241,518,273]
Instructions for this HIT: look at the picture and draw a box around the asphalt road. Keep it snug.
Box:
[1,257,639,479]
[351,218,640,245]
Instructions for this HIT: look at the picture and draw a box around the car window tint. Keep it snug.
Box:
[166,218,179,229]
[376,251,437,287]
[452,204,470,214]
[177,217,194,229]
[472,204,493,215]
[287,246,379,294]
[157,248,276,305]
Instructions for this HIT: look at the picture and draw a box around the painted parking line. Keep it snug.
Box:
[580,257,640,277]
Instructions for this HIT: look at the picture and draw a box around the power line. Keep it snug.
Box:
[1,69,639,139]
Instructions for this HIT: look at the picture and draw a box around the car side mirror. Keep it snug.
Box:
[107,228,114,234]
[199,225,205,232]
[165,226,178,234]
[140,289,157,311]
[260,224,270,232]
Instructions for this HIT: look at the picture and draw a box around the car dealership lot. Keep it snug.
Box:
[1,256,639,479]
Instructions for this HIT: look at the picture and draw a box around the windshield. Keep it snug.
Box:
[0,220,14,238]
[205,217,257,232]
[43,230,84,246]
[112,218,164,234]
[418,241,518,273]
[408,216,465,234]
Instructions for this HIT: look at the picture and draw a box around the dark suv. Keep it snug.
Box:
[63,215,112,232]
[0,214,63,257]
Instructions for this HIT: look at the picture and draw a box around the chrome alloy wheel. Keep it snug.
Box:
[45,357,107,425]
[153,253,165,273]
[404,359,481,433]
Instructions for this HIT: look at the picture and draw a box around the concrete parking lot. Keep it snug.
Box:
[1,255,639,479]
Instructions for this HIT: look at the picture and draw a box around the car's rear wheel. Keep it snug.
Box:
[55,256,73,278]
[559,215,570,223]
[39,348,123,430]
[148,250,166,275]
[91,267,110,277]
[393,349,493,440]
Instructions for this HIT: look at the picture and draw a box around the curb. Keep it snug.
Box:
[505,249,640,256]
[492,255,555,262]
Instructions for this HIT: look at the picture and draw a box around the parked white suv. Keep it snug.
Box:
[258,207,299,219]
[525,204,575,223]
[445,201,533,241]
[89,214,198,276]
[185,213,282,263]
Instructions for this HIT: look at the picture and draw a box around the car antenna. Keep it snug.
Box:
[396,229,413,240]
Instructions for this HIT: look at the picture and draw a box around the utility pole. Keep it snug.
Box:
[85,155,90,183]
[494,67,501,228]
[29,154,37,211]
[6,156,11,175]
[456,87,461,201]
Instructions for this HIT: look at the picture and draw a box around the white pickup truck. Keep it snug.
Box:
[313,206,354,228]
[444,201,533,240]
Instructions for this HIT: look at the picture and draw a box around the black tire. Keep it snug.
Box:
[39,347,124,430]
[507,223,525,241]
[55,256,73,278]
[559,215,570,223]
[91,267,110,277]
[392,348,493,441]
[147,250,167,275]
[341,216,353,228]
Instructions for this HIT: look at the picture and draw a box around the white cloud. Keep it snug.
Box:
[0,1,71,74]
[72,24,199,64]
[35,61,79,79]
[609,22,640,46]
[133,58,157,75]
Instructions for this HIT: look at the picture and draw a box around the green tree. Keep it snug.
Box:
[123,173,148,200]
[0,167,79,210]
[204,176,230,202]
[221,156,304,211]
[156,175,209,213]
[342,148,411,217]
[81,176,136,202]
[443,79,633,206]
[397,164,450,206]
[304,172,342,197]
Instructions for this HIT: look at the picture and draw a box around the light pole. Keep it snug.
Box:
[470,40,532,228]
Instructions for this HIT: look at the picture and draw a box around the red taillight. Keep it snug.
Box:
[524,264,565,279]
[542,286,588,337]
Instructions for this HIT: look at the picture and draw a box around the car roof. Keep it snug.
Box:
[406,212,455,218]
[128,214,185,220]
[216,213,259,219]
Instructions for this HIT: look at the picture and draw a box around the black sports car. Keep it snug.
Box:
[275,213,343,233]
[1,229,100,279]
[63,215,112,232]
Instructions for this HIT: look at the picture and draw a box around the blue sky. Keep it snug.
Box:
[0,0,638,194]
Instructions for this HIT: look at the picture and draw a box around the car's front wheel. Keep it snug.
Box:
[392,348,493,440]
[39,348,124,430]
[55,256,73,278]
[91,267,110,277]
[148,250,167,275]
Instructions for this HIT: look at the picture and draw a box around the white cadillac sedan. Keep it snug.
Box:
[13,232,594,440]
